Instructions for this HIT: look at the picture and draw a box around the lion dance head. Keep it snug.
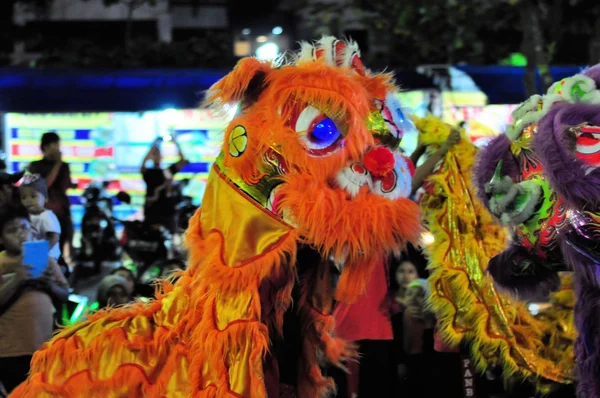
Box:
[205,36,421,302]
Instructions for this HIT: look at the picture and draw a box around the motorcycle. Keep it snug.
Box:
[171,178,199,233]
[114,191,186,289]
[75,181,121,278]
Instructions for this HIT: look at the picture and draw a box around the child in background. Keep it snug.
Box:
[389,244,429,391]
[97,274,134,309]
[0,206,69,394]
[19,174,61,260]
[110,267,136,296]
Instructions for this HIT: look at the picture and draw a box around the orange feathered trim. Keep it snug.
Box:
[204,57,271,108]
[12,210,299,398]
[277,174,422,303]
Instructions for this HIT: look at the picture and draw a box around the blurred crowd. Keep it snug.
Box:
[0,132,188,396]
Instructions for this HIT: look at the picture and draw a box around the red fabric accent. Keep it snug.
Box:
[334,258,393,341]
[351,54,366,76]
[401,154,416,177]
[334,40,346,66]
[362,147,396,177]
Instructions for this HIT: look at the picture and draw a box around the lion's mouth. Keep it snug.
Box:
[333,151,413,200]
[574,125,600,171]
[486,174,542,226]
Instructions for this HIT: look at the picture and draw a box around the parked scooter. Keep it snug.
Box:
[172,178,199,233]
[75,181,121,278]
[114,192,186,288]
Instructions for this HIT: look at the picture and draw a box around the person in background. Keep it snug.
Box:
[109,266,154,298]
[141,137,189,234]
[19,174,61,261]
[96,274,133,309]
[402,279,436,397]
[28,132,73,265]
[110,267,135,296]
[394,259,419,301]
[0,173,23,209]
[0,206,69,394]
[389,244,429,391]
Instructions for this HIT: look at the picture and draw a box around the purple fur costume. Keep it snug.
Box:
[476,64,600,397]
[534,98,600,397]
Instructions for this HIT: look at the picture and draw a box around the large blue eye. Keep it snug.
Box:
[295,105,342,154]
[309,117,340,148]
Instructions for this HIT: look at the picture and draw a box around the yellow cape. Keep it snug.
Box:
[414,115,575,392]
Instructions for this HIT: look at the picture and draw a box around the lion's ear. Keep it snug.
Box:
[204,57,271,107]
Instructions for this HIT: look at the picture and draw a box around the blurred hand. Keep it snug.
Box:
[39,265,54,282]
[394,295,407,311]
[441,129,461,152]
[15,264,34,282]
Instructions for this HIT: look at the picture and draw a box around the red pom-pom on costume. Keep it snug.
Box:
[363,147,396,177]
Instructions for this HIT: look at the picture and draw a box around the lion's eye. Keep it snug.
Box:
[294,105,342,155]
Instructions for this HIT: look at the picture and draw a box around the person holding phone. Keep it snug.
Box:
[140,136,189,234]
[0,206,69,395]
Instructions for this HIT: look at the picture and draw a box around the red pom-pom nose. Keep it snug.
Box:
[362,147,396,177]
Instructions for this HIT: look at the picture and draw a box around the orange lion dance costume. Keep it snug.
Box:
[11,37,421,398]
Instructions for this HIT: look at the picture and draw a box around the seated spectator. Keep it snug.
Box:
[97,275,133,309]
[0,206,69,394]
[110,267,135,291]
[110,266,153,298]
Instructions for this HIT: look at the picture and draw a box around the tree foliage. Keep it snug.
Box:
[305,0,600,69]
[92,0,158,47]
[306,0,519,68]
[33,34,235,68]
[101,0,157,6]
[0,0,55,65]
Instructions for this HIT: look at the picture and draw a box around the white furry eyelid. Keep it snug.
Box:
[295,106,321,133]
